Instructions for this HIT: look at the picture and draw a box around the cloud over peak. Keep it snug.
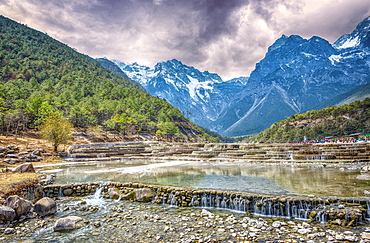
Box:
[1,0,369,79]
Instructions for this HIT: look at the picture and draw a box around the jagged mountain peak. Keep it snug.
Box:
[334,16,370,49]
[268,34,302,52]
[267,34,333,57]
[104,17,370,137]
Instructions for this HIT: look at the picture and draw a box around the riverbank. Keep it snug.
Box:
[1,134,370,242]
[1,196,370,242]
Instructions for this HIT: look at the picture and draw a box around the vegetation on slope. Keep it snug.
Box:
[248,98,370,143]
[0,16,215,141]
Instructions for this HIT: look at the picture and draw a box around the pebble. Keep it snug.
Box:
[1,198,368,243]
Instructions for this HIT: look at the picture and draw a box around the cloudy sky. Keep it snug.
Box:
[1,0,369,80]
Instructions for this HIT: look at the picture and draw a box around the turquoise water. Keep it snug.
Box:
[37,160,370,197]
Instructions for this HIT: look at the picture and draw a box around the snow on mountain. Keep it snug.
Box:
[111,61,157,85]
[111,59,246,129]
[220,17,370,136]
[106,17,370,137]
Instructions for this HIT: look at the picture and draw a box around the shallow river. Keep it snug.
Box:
[37,159,370,197]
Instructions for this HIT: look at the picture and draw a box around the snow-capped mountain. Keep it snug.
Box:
[103,17,370,137]
[218,17,370,136]
[111,59,248,130]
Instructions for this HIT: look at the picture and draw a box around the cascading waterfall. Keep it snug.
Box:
[41,182,370,225]
[185,193,334,222]
[168,192,177,206]
[85,182,105,205]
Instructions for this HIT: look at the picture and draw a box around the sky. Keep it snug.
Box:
[1,0,370,80]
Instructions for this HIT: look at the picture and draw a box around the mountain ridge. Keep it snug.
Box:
[102,17,370,137]
[0,15,214,141]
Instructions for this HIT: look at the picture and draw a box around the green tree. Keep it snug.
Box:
[40,114,73,152]
[156,121,181,138]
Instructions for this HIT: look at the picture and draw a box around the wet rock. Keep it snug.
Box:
[53,216,83,232]
[272,221,282,228]
[135,188,154,202]
[0,205,16,221]
[6,195,33,217]
[13,163,36,173]
[108,188,120,200]
[63,188,73,196]
[34,197,57,217]
[201,209,213,217]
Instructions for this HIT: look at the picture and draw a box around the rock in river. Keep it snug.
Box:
[34,197,57,217]
[53,216,83,232]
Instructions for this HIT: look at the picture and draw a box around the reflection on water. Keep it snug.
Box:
[38,159,370,197]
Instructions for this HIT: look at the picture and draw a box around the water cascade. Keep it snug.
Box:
[85,183,105,205]
[43,182,370,226]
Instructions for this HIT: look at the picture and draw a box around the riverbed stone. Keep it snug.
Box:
[108,188,120,200]
[0,205,16,221]
[63,188,73,196]
[53,216,83,232]
[135,188,154,202]
[34,197,57,217]
[6,195,33,217]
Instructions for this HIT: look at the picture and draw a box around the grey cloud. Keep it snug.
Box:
[0,0,369,79]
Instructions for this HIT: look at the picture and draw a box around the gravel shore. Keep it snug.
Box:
[1,197,370,243]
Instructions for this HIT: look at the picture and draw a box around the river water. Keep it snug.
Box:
[2,160,369,242]
[37,159,370,197]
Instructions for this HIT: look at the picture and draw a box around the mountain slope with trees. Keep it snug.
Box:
[250,98,370,143]
[0,15,212,141]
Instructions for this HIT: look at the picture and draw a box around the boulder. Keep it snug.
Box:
[53,216,83,232]
[0,205,16,221]
[108,188,120,199]
[135,188,154,202]
[13,163,36,173]
[6,195,33,217]
[34,197,57,216]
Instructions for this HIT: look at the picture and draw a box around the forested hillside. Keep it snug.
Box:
[250,99,370,143]
[0,16,210,141]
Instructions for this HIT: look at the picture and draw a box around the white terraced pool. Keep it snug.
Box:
[37,159,370,197]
